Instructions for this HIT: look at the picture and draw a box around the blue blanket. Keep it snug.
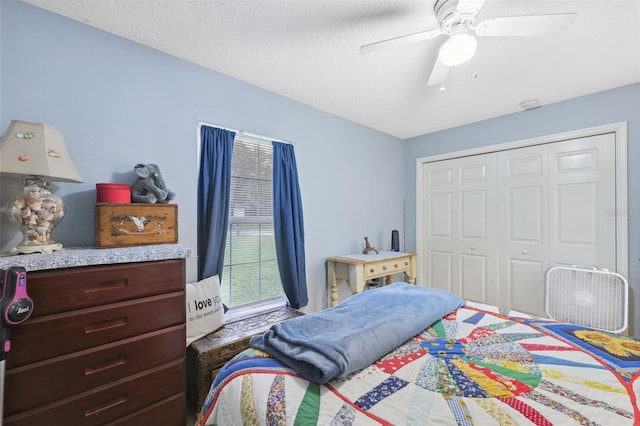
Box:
[250,283,465,384]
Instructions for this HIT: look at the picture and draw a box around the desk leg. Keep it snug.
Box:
[350,265,365,295]
[327,261,338,307]
[405,255,417,284]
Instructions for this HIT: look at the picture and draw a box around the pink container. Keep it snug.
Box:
[96,183,131,203]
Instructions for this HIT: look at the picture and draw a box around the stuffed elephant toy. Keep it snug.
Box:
[131,163,176,204]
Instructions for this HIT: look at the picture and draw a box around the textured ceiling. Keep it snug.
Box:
[22,0,640,139]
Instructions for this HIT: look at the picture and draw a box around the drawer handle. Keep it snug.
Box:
[394,264,398,268]
[85,395,128,417]
[85,279,128,293]
[369,268,375,273]
[404,261,409,266]
[84,353,128,376]
[382,266,387,270]
[85,317,128,334]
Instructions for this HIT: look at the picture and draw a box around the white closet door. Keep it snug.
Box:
[420,132,618,317]
[422,154,497,304]
[496,145,549,314]
[423,159,455,293]
[496,134,616,316]
[547,133,616,270]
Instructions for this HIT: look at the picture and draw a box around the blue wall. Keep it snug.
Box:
[0,1,405,313]
[2,2,639,331]
[404,83,640,334]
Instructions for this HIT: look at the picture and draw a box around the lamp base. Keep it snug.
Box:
[10,243,63,255]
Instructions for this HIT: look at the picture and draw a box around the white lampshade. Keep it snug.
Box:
[439,30,477,67]
[0,120,83,183]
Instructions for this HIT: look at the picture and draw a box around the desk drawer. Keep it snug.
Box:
[4,360,184,426]
[26,259,185,317]
[5,325,185,414]
[7,292,185,368]
[363,257,411,279]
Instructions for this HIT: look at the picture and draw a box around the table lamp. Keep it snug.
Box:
[0,120,83,254]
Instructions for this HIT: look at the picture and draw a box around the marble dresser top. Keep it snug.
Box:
[0,244,193,272]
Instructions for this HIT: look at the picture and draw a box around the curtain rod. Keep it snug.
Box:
[198,120,293,145]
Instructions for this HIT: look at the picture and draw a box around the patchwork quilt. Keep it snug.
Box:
[198,302,640,425]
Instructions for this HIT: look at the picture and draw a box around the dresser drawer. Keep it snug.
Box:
[5,325,185,414]
[26,259,185,317]
[4,360,185,426]
[106,393,185,426]
[363,257,411,279]
[7,292,185,368]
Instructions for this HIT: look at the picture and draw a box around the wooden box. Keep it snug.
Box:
[95,203,178,248]
[186,307,304,411]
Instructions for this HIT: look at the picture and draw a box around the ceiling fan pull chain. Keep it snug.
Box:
[473,55,478,79]
[439,62,446,91]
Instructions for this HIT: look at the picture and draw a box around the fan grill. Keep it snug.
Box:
[544,266,628,333]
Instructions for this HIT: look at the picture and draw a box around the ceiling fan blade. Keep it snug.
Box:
[474,13,577,37]
[360,28,443,54]
[455,0,486,16]
[427,55,450,86]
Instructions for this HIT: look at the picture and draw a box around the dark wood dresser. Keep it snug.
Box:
[0,246,190,425]
[187,306,304,411]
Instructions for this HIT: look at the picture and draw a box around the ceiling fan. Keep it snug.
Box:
[360,0,576,87]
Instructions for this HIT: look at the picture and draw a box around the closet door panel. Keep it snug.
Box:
[461,190,487,238]
[457,155,497,304]
[429,250,453,293]
[460,253,487,303]
[430,192,453,238]
[508,258,545,315]
[497,146,548,313]
[556,183,597,243]
[421,155,497,303]
[423,160,457,290]
[459,188,490,303]
[510,186,543,242]
[548,134,616,270]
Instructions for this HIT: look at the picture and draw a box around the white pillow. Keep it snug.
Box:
[185,275,225,346]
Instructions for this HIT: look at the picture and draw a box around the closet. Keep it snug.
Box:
[418,125,626,317]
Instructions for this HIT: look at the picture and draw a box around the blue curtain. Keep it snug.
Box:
[272,141,308,308]
[197,126,235,282]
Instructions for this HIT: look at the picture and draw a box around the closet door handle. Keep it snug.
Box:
[470,246,476,251]
[522,250,528,255]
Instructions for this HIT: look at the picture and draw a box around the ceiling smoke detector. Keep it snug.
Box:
[520,99,542,110]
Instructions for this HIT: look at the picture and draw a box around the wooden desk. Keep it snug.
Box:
[327,251,417,307]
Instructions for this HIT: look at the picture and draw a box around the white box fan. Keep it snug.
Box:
[544,265,628,334]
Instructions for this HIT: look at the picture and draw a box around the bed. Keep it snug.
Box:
[196,283,640,425]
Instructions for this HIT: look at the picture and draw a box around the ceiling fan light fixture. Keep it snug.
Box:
[439,30,477,67]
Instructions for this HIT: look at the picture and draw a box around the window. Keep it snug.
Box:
[222,134,284,311]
